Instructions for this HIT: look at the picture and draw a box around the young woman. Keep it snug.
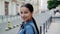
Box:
[18,3,39,34]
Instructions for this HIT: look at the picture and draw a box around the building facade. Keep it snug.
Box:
[0,0,39,15]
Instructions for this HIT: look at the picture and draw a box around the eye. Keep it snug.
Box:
[24,11,28,14]
[20,11,23,14]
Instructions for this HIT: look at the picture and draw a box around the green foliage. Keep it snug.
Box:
[47,0,60,10]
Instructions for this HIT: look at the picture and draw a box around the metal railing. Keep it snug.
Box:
[33,11,53,34]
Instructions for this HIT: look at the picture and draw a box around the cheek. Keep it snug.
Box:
[20,14,29,20]
[23,13,31,20]
[23,14,29,20]
[21,14,29,22]
[26,14,32,19]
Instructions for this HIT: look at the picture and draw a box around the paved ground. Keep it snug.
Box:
[0,16,22,34]
[46,22,60,34]
[46,13,60,34]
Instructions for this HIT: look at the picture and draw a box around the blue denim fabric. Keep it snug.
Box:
[18,20,38,34]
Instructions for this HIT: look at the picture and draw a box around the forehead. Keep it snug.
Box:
[20,7,29,11]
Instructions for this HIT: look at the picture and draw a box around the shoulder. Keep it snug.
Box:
[25,24,33,30]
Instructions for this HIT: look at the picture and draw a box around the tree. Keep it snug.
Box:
[47,0,60,10]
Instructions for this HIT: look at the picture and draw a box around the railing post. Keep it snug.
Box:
[43,23,45,34]
[40,26,42,34]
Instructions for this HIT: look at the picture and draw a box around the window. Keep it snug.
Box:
[5,1,9,15]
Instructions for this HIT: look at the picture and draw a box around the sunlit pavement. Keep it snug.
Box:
[1,27,20,34]
[46,13,60,34]
[46,22,60,34]
[0,16,22,34]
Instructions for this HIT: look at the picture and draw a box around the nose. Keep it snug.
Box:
[21,13,25,17]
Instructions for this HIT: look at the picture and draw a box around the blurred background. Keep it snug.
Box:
[0,0,60,34]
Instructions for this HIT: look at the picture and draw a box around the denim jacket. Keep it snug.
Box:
[18,20,38,34]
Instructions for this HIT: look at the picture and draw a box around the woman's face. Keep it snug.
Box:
[20,7,33,22]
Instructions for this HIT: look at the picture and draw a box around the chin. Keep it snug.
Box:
[23,20,27,22]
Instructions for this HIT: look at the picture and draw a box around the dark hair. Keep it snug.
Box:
[21,3,34,13]
[32,17,39,34]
